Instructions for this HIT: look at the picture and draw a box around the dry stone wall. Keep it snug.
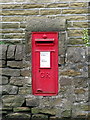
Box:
[0,0,90,119]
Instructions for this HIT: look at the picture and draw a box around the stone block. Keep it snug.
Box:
[15,45,23,60]
[26,97,39,107]
[88,65,90,78]
[73,77,89,88]
[7,61,23,68]
[2,10,39,15]
[5,113,30,119]
[2,4,22,9]
[1,68,20,76]
[66,47,86,63]
[40,9,60,15]
[20,68,31,77]
[0,60,6,67]
[62,9,88,14]
[18,87,32,94]
[22,4,44,9]
[10,77,31,87]
[0,45,8,60]
[2,95,25,107]
[46,3,69,8]
[68,38,84,45]
[7,45,16,59]
[2,34,24,39]
[2,85,18,95]
[68,29,83,37]
[70,2,87,7]
[73,22,88,28]
[2,16,25,22]
[60,69,81,77]
[59,76,72,86]
[13,107,30,112]
[1,76,9,85]
[26,16,66,32]
[2,23,19,29]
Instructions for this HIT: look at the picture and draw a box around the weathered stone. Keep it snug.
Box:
[62,9,88,14]
[5,113,30,119]
[88,65,90,78]
[0,60,6,67]
[68,29,83,37]
[20,68,31,77]
[60,69,81,76]
[66,47,86,63]
[23,4,44,9]
[73,77,88,88]
[39,108,56,115]
[2,23,19,29]
[2,95,25,107]
[1,76,9,85]
[18,86,32,94]
[46,3,69,8]
[61,110,71,117]
[70,2,87,7]
[2,4,22,9]
[13,107,30,112]
[32,114,47,119]
[2,85,18,95]
[10,77,31,87]
[1,68,20,76]
[74,88,86,94]
[7,61,23,68]
[26,16,66,32]
[26,97,39,107]
[0,45,8,60]
[2,34,24,39]
[59,77,72,86]
[40,9,60,15]
[15,45,23,60]
[73,22,88,28]
[7,45,16,59]
[2,10,39,15]
[68,38,84,45]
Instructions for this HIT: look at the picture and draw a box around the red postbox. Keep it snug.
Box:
[32,32,58,96]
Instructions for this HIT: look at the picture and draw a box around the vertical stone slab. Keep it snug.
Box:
[15,45,23,60]
[7,45,16,59]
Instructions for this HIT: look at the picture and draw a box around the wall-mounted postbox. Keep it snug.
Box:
[32,32,58,96]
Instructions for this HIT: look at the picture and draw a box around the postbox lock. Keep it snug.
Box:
[43,34,47,39]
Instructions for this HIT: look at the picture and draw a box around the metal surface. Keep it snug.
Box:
[32,32,58,96]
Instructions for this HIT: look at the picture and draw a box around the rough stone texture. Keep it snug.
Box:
[26,97,39,107]
[1,0,90,119]
[2,95,25,107]
[10,77,31,87]
[15,45,23,60]
[66,47,86,63]
[7,45,16,59]
[26,16,66,32]
[1,68,20,76]
[1,76,9,85]
[7,61,23,68]
[0,45,8,60]
[2,85,18,95]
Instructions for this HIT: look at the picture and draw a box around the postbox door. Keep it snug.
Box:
[34,51,57,94]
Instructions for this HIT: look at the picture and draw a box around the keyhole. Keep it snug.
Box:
[39,70,40,72]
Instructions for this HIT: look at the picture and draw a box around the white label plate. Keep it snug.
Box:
[40,52,50,68]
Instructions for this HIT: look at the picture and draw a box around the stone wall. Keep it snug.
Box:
[0,0,90,119]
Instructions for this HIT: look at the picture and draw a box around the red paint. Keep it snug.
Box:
[32,32,58,96]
